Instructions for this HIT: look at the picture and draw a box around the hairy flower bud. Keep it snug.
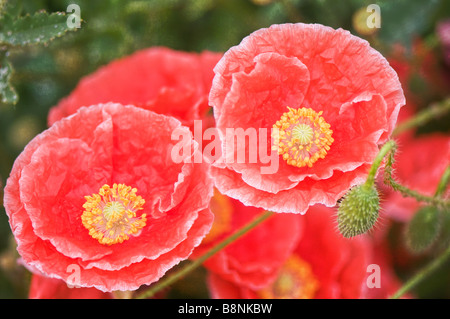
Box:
[337,184,380,238]
[406,206,441,254]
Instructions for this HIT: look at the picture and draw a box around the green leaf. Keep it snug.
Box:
[0,11,78,47]
[1,0,22,18]
[0,53,18,104]
[406,206,441,254]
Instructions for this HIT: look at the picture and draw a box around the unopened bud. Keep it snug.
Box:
[406,206,441,254]
[337,184,380,238]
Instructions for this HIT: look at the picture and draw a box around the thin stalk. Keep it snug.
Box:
[390,245,450,299]
[434,165,450,198]
[135,210,275,299]
[383,141,450,209]
[364,140,397,189]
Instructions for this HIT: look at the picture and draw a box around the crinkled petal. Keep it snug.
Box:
[209,23,405,214]
[201,203,302,289]
[48,47,222,126]
[211,164,370,214]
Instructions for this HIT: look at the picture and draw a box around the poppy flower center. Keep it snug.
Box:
[81,183,147,245]
[272,107,334,168]
[257,255,319,299]
[201,189,233,244]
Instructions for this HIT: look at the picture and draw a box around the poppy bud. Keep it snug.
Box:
[406,206,441,254]
[337,184,380,238]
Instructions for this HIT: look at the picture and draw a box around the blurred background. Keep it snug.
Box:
[0,0,449,298]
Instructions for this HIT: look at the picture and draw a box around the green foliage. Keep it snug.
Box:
[0,52,17,104]
[0,11,78,47]
[377,0,442,48]
[0,1,79,105]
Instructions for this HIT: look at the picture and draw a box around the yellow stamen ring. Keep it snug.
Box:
[81,183,146,245]
[257,255,320,299]
[272,107,334,168]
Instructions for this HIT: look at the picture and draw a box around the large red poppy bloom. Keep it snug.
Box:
[209,23,405,214]
[48,47,222,127]
[207,204,374,299]
[4,103,213,292]
[192,189,302,289]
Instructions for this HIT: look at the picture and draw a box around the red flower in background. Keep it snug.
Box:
[363,227,408,299]
[390,38,450,105]
[29,273,112,299]
[207,204,378,299]
[192,189,302,290]
[4,103,213,292]
[48,47,222,128]
[209,23,405,214]
[381,133,450,221]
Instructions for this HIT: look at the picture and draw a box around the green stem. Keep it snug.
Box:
[364,140,397,189]
[434,165,450,198]
[390,245,450,299]
[135,210,275,299]
[392,98,450,137]
[387,179,450,208]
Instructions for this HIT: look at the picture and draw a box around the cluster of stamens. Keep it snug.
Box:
[81,183,146,245]
[272,107,334,168]
[257,256,319,299]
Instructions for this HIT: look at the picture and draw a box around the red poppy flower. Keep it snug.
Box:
[192,189,302,289]
[48,47,222,128]
[381,133,450,221]
[4,103,214,292]
[29,273,113,299]
[207,204,373,299]
[209,23,405,214]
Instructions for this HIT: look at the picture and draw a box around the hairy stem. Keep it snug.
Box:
[383,143,450,209]
[364,140,397,189]
[434,166,450,198]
